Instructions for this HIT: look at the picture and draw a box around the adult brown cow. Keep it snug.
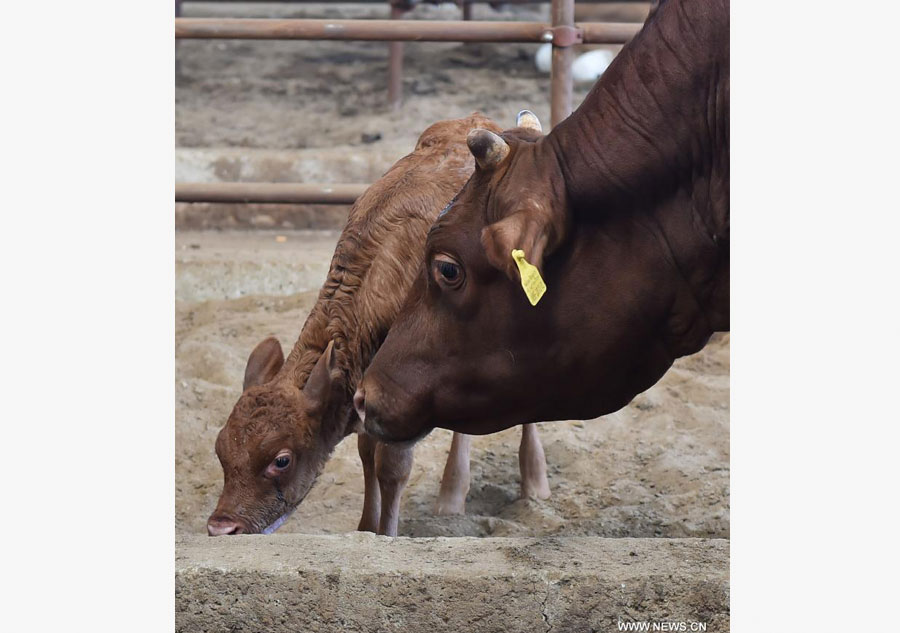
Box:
[355,0,729,442]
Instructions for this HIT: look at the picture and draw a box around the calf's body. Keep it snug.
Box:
[208,114,551,537]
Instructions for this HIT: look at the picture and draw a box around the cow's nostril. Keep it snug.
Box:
[353,388,366,423]
[208,516,242,536]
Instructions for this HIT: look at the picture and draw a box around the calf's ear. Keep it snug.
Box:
[515,110,542,133]
[243,337,285,391]
[302,340,342,414]
[481,205,565,282]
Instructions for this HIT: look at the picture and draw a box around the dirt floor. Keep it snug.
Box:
[175,2,728,540]
[175,231,729,538]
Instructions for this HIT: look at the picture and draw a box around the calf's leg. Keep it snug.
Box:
[435,432,472,515]
[519,424,551,500]
[356,432,381,533]
[375,441,414,536]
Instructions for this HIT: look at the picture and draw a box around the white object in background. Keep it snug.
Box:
[534,44,615,84]
[571,49,615,83]
[535,43,552,74]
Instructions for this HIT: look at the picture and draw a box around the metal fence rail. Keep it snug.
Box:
[175,17,639,43]
[181,1,646,4]
[176,182,370,204]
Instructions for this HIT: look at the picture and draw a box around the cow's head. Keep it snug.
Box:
[207,337,343,535]
[355,110,585,442]
[463,110,568,282]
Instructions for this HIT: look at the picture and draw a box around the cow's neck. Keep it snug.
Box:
[551,0,727,206]
[547,0,729,337]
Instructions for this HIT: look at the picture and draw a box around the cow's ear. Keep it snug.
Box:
[302,340,342,414]
[243,337,285,391]
[481,205,564,282]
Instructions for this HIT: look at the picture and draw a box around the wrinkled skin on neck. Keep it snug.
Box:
[358,0,729,443]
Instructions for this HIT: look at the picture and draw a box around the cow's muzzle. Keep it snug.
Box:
[353,386,390,440]
[354,383,432,445]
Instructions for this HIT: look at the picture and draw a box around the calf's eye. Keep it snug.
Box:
[274,455,290,469]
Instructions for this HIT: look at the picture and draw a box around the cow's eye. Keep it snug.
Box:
[274,454,291,469]
[433,254,464,288]
[439,261,458,280]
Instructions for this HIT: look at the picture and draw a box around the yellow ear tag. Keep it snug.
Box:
[511,249,547,306]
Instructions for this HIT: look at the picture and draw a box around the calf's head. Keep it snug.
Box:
[208,337,343,535]
[356,110,587,441]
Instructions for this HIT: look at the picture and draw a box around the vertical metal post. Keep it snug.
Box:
[388,4,404,110]
[462,1,473,21]
[175,0,183,77]
[550,0,574,128]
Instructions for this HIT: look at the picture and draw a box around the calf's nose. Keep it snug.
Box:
[207,515,245,536]
[353,388,366,423]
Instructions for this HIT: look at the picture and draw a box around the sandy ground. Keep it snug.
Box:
[175,230,729,538]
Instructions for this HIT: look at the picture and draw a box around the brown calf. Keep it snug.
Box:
[207,114,551,537]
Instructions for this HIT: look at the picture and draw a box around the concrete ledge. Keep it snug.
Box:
[176,534,729,632]
[175,146,409,185]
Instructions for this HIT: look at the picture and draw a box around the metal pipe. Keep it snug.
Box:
[175,182,369,204]
[175,0,183,76]
[182,0,647,4]
[581,20,641,42]
[388,5,405,109]
[175,18,637,43]
[550,0,574,128]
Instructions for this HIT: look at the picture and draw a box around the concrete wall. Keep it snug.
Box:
[176,533,729,632]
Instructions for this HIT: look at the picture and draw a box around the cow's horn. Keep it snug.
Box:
[467,129,510,170]
[516,110,542,133]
